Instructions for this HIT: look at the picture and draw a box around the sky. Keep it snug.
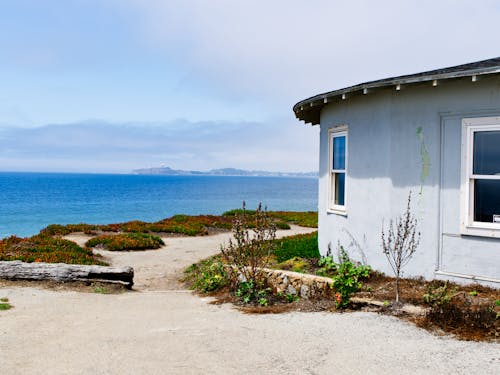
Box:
[0,0,499,173]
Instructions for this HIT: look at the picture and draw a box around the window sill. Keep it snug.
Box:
[326,208,347,217]
[460,223,500,238]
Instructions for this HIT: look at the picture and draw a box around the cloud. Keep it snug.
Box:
[0,119,318,173]
[120,0,500,105]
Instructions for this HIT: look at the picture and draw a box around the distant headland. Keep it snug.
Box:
[132,166,318,178]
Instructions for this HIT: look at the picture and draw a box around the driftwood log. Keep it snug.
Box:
[0,261,134,288]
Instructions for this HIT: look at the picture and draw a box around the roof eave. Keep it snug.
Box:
[293,67,500,125]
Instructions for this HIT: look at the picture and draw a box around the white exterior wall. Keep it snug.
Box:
[318,75,500,285]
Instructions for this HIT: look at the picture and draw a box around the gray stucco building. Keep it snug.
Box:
[294,58,500,286]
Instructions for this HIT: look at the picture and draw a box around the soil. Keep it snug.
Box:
[199,268,499,342]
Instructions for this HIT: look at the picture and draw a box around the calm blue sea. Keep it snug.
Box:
[0,172,318,238]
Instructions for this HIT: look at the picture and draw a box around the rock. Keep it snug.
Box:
[286,284,297,295]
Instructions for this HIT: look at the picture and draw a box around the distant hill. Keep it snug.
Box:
[132,166,317,178]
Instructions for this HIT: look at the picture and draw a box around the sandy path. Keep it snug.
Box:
[1,227,499,375]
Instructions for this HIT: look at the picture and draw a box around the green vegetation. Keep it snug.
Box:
[0,235,106,265]
[184,256,227,293]
[223,209,317,228]
[1,209,316,267]
[331,254,371,308]
[235,280,270,306]
[39,211,317,238]
[93,286,111,294]
[221,203,277,306]
[273,231,319,263]
[276,256,309,273]
[0,298,13,311]
[268,211,317,228]
[316,255,337,276]
[85,233,164,251]
[41,215,234,237]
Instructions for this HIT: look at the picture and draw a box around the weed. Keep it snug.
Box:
[316,255,337,276]
[468,290,478,297]
[93,286,110,294]
[286,293,300,303]
[235,280,270,305]
[0,298,12,311]
[423,281,457,307]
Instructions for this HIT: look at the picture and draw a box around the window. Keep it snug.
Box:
[328,126,347,212]
[461,117,500,236]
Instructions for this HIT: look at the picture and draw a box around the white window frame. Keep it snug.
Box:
[460,116,500,237]
[328,126,348,214]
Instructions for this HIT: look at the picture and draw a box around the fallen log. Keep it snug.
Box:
[0,261,134,288]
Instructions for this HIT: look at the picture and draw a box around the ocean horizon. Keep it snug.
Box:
[0,172,318,238]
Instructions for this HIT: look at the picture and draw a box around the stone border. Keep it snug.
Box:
[258,268,333,299]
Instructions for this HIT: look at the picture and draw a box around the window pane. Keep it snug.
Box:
[335,173,345,206]
[474,179,500,223]
[333,136,346,170]
[473,131,500,175]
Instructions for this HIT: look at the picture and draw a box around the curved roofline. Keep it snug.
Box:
[293,57,500,125]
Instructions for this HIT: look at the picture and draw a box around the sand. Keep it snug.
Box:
[0,226,498,374]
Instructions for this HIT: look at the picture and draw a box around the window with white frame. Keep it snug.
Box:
[328,127,347,212]
[461,117,500,236]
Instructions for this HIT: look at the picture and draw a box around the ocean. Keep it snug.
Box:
[0,172,318,238]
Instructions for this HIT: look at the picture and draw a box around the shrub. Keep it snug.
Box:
[221,203,276,304]
[273,231,319,263]
[85,233,164,251]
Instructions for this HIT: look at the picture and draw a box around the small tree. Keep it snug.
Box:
[381,192,421,305]
[221,202,276,297]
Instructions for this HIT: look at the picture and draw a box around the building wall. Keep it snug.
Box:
[318,75,500,285]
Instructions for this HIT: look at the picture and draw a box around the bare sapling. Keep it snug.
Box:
[381,192,421,305]
[221,202,277,289]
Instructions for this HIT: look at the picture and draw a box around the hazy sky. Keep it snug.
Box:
[1,0,499,173]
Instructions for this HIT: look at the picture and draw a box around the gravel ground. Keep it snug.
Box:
[0,227,498,375]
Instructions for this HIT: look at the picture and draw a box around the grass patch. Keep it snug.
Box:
[85,233,164,251]
[273,231,319,263]
[269,211,317,228]
[0,235,106,265]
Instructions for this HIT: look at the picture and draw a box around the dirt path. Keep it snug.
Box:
[0,227,499,375]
